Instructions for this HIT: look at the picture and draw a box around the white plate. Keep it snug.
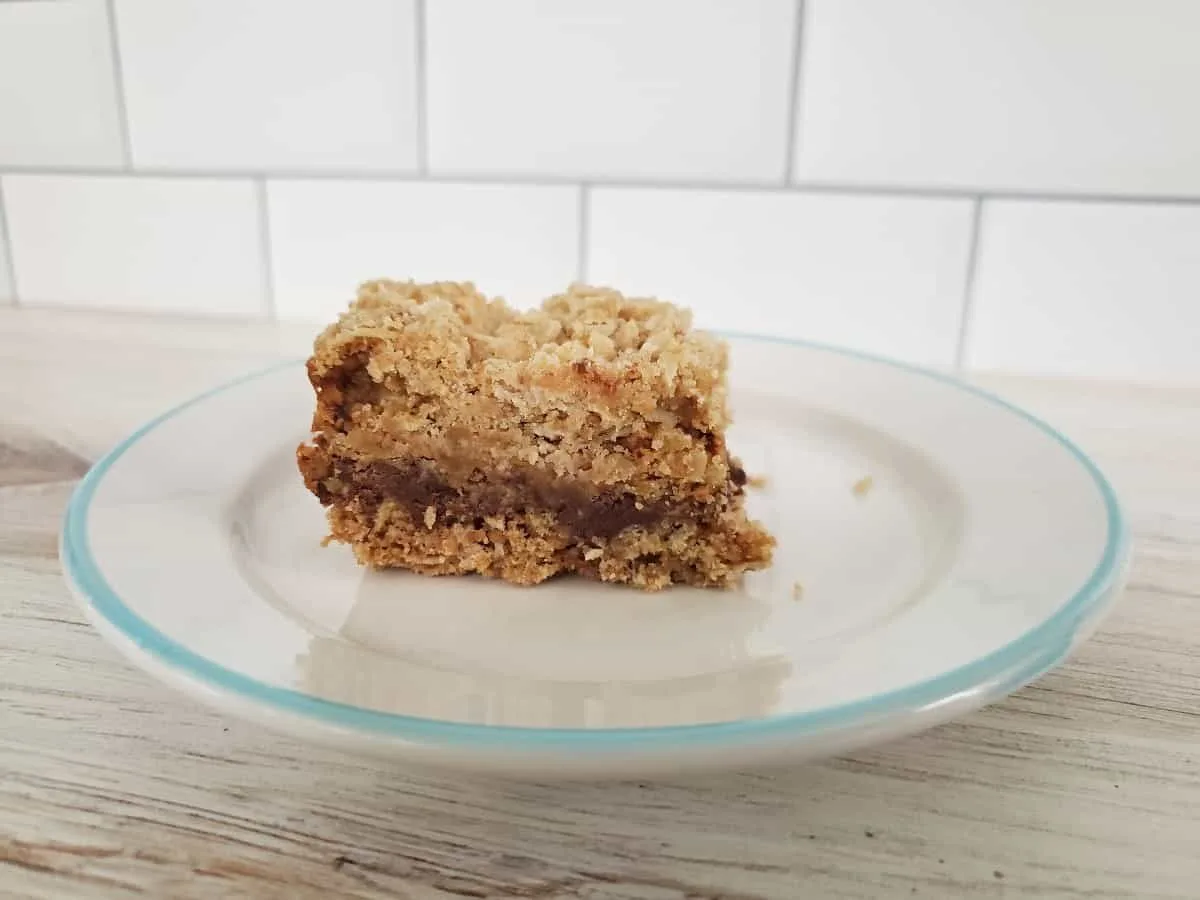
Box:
[62,336,1129,778]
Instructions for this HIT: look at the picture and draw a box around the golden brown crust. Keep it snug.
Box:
[299,280,774,590]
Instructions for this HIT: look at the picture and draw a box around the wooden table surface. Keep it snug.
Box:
[2,308,1198,900]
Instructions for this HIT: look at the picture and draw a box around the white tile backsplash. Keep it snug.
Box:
[967,200,1200,381]
[794,0,1200,197]
[425,0,797,182]
[3,174,266,317]
[588,188,974,366]
[115,0,419,172]
[2,0,1199,382]
[0,0,124,168]
[267,180,579,321]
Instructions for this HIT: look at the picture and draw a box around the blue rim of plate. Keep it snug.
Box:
[61,334,1130,750]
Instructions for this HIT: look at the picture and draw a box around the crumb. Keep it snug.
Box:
[747,473,768,489]
[864,829,876,838]
[937,858,944,864]
[792,581,804,601]
[852,475,874,497]
[993,870,1004,880]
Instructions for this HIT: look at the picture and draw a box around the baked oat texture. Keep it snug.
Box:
[297,280,775,590]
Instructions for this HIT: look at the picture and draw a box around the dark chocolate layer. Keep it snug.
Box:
[317,456,741,540]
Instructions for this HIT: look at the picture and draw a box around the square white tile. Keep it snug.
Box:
[267,180,580,321]
[3,175,266,317]
[0,0,124,167]
[967,200,1200,381]
[587,188,974,366]
[426,0,797,182]
[794,0,1200,196]
[115,0,419,172]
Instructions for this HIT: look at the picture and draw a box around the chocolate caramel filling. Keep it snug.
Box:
[316,456,744,540]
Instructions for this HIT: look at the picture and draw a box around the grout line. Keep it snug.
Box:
[413,0,429,175]
[1,164,1199,207]
[255,179,277,320]
[781,0,807,184]
[779,183,1200,206]
[953,199,986,371]
[104,0,134,169]
[576,184,590,284]
[0,178,18,305]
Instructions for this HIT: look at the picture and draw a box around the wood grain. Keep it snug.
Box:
[1,308,1198,899]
